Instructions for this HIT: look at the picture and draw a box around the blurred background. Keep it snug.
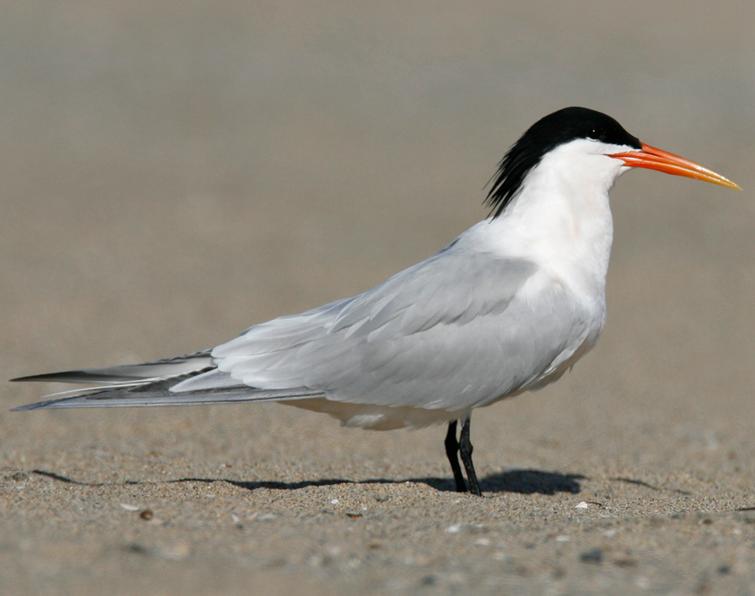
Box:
[3,0,753,397]
[0,2,753,593]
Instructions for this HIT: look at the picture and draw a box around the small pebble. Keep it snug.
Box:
[139,509,154,521]
[575,501,589,510]
[120,503,139,512]
[579,548,604,564]
[124,542,149,555]
[420,575,437,586]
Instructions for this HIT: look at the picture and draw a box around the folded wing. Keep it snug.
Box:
[205,250,583,411]
[15,247,589,413]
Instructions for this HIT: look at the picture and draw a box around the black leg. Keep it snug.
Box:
[444,421,466,492]
[459,417,481,496]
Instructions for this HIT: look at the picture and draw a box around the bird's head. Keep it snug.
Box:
[486,106,740,218]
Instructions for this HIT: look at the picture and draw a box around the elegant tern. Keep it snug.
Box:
[12,107,740,495]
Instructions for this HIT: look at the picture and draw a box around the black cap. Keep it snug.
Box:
[485,107,641,218]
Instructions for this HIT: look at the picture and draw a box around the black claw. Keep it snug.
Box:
[444,421,467,492]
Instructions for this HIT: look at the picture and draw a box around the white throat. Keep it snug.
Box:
[478,139,632,299]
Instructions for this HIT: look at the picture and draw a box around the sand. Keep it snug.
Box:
[1,2,754,594]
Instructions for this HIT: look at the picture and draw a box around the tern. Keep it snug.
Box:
[12,107,740,495]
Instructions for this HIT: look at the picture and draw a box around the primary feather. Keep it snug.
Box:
[11,351,213,385]
[12,385,322,411]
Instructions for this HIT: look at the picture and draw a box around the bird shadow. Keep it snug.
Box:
[27,468,585,495]
[481,469,586,495]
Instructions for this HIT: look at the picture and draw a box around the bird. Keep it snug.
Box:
[11,107,740,496]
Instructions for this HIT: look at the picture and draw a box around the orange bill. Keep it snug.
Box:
[610,143,741,190]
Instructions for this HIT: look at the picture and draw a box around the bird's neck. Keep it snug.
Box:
[480,154,619,299]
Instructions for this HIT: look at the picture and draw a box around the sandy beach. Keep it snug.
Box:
[1,2,754,594]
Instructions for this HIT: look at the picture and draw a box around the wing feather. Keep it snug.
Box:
[13,385,322,411]
[210,249,584,411]
[12,351,212,385]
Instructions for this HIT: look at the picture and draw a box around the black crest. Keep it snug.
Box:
[485,107,641,218]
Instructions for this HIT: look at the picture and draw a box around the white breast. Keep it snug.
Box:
[457,139,627,395]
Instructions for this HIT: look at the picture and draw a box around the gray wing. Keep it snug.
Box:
[15,248,590,413]
[194,249,590,412]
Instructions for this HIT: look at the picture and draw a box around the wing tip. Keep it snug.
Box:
[9,371,150,385]
[9,374,40,383]
[11,401,51,412]
[11,394,93,411]
[10,371,89,383]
